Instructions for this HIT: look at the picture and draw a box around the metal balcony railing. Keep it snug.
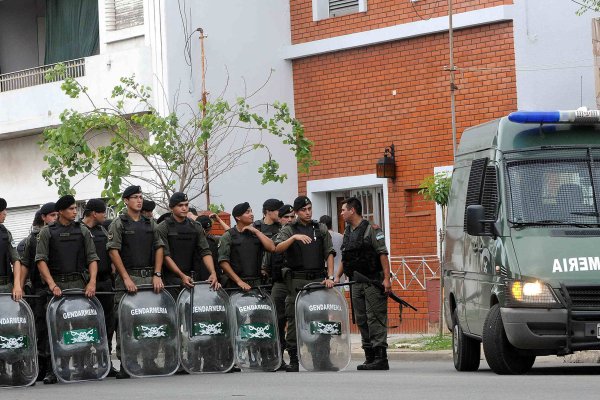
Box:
[389,255,440,290]
[0,58,85,92]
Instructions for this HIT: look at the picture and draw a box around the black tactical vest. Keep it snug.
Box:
[165,217,198,275]
[0,225,10,277]
[198,235,219,281]
[88,224,111,279]
[287,221,324,271]
[48,222,85,275]
[228,228,262,278]
[120,215,154,270]
[253,220,280,240]
[341,219,381,279]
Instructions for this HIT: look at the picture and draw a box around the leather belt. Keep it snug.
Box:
[128,268,154,278]
[290,270,325,280]
[54,273,83,282]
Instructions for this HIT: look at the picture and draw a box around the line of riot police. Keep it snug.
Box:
[0,189,392,387]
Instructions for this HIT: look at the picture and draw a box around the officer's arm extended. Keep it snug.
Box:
[274,225,311,253]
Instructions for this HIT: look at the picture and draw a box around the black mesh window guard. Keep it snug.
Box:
[504,147,600,227]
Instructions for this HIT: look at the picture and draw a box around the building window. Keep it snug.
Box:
[312,0,367,22]
[105,0,143,31]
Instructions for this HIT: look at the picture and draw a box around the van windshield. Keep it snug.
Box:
[504,148,600,226]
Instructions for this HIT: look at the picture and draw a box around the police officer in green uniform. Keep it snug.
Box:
[81,199,117,376]
[274,196,335,372]
[337,196,391,370]
[20,202,57,381]
[107,185,165,379]
[0,199,25,383]
[35,195,100,384]
[0,198,24,301]
[219,202,275,290]
[157,192,220,299]
[268,204,295,371]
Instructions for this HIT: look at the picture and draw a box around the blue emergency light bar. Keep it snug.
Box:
[508,109,600,124]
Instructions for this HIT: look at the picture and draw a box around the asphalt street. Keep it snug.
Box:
[11,359,600,400]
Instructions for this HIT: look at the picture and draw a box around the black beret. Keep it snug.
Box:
[122,185,142,199]
[168,192,188,208]
[39,202,56,215]
[0,198,6,212]
[263,198,284,212]
[232,202,250,218]
[142,199,156,212]
[85,198,106,213]
[278,204,294,218]
[55,195,76,211]
[293,196,312,211]
[198,215,212,230]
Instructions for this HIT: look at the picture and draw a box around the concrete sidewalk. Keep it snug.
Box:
[349,333,453,362]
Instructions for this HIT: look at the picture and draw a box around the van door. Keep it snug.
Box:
[444,164,470,330]
[463,158,489,336]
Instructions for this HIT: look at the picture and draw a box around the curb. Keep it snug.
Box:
[351,350,453,362]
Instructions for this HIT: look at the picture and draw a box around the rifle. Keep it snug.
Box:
[353,271,418,318]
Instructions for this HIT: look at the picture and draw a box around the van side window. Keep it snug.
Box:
[482,166,499,234]
[463,158,488,230]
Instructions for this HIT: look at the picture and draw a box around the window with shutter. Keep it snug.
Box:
[3,206,39,243]
[329,0,359,17]
[106,0,143,31]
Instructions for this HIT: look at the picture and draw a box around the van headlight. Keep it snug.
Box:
[507,281,559,307]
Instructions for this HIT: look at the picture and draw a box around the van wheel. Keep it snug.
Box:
[452,309,481,371]
[482,304,536,375]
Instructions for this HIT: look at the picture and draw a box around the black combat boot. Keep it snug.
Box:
[362,347,389,370]
[43,359,57,384]
[276,349,288,371]
[285,349,299,372]
[357,347,375,370]
[42,370,57,384]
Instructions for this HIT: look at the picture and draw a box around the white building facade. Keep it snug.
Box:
[0,0,296,240]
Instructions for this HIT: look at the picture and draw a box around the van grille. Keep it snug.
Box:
[562,286,600,309]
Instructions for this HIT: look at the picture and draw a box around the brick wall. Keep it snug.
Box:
[290,0,512,44]
[293,21,517,332]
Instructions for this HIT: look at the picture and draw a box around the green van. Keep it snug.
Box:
[444,109,600,374]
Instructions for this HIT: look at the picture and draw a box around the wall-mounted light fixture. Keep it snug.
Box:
[376,144,396,182]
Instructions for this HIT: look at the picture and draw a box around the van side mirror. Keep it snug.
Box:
[466,205,486,236]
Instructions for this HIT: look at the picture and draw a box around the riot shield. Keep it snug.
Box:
[0,294,37,388]
[177,283,234,373]
[230,288,281,372]
[295,283,350,372]
[118,286,179,377]
[46,290,110,383]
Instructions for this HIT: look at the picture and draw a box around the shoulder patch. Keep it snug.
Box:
[375,232,385,241]
[107,232,114,240]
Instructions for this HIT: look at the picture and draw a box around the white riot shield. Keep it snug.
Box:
[230,288,281,372]
[295,283,350,372]
[118,286,179,378]
[0,294,37,388]
[177,283,234,373]
[46,290,110,383]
